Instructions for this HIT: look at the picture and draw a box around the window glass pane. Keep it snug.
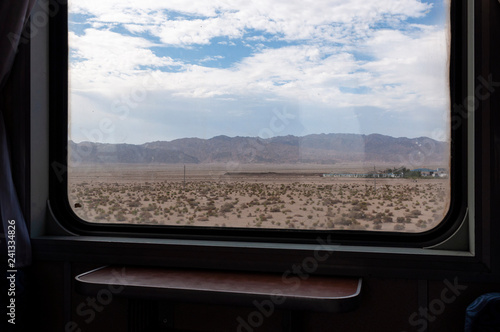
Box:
[68,0,451,232]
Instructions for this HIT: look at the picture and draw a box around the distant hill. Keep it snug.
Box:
[69,133,448,165]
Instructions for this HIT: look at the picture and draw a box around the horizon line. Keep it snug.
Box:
[69,132,448,145]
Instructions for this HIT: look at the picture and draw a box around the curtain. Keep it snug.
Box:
[0,0,38,268]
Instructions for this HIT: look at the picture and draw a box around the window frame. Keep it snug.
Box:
[29,0,500,280]
[53,0,466,247]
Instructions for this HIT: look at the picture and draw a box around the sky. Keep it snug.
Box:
[68,0,451,144]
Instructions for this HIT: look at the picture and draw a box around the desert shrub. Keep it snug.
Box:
[383,216,393,223]
[358,202,370,210]
[143,203,158,211]
[335,216,359,226]
[325,208,335,217]
[406,209,422,219]
[322,198,341,206]
[416,220,428,228]
[394,224,405,231]
[139,211,153,220]
[128,200,141,208]
[220,202,234,213]
[411,209,422,216]
[115,213,127,222]
[348,210,365,219]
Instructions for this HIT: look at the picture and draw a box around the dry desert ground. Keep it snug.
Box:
[68,163,450,233]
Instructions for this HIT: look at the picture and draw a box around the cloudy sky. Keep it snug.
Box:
[68,0,450,144]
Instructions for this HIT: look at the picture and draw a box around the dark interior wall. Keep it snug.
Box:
[426,279,500,332]
[26,260,500,332]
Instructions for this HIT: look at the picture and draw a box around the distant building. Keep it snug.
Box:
[411,168,440,177]
[412,168,434,176]
[436,168,449,178]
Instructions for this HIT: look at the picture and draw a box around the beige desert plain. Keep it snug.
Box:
[68,163,450,233]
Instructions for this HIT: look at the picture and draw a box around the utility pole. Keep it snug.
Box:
[374,165,376,191]
[183,164,186,191]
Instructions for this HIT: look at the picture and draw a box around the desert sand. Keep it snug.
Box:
[68,163,450,233]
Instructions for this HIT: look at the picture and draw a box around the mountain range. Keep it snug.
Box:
[69,133,448,165]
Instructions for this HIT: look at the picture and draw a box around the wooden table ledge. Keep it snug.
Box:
[75,266,362,313]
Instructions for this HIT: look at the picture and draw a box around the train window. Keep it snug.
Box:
[51,0,468,246]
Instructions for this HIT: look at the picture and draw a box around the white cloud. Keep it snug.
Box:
[70,0,433,46]
[155,16,244,46]
[361,26,450,110]
[199,55,225,63]
[69,29,184,93]
[68,0,450,142]
[70,26,449,112]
